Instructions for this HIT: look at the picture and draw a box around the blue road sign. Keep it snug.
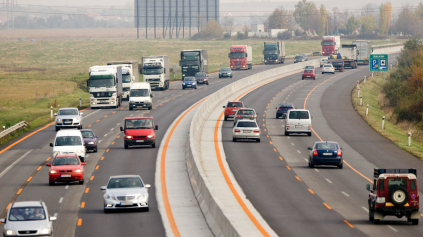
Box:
[370,54,388,71]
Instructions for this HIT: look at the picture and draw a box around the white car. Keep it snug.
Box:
[54,108,83,131]
[285,109,312,136]
[0,201,56,236]
[50,129,86,162]
[320,58,329,67]
[101,175,151,212]
[233,119,261,142]
[321,64,335,74]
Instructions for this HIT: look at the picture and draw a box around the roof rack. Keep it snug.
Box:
[374,168,417,178]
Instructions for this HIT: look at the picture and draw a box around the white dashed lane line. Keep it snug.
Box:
[326,179,332,184]
[59,197,63,203]
[387,225,398,232]
[362,207,369,212]
[341,192,350,197]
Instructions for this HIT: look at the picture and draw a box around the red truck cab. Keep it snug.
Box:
[229,45,252,70]
[223,101,244,121]
[120,117,158,148]
[302,69,315,80]
[321,36,336,56]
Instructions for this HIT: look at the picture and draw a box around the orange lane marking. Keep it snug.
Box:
[96,120,100,123]
[104,115,108,118]
[111,142,115,145]
[112,111,116,114]
[344,220,354,228]
[147,111,150,113]
[308,189,315,194]
[286,166,291,170]
[117,135,120,138]
[120,107,124,110]
[263,124,266,127]
[266,107,268,109]
[161,97,208,237]
[264,129,267,132]
[270,100,272,102]
[273,148,277,152]
[81,202,85,208]
[88,125,92,128]
[27,177,32,182]
[46,157,51,161]
[279,156,283,160]
[266,135,269,138]
[95,166,99,170]
[420,213,423,217]
[264,110,266,113]
[37,166,42,171]
[106,149,109,152]
[159,92,162,94]
[17,189,22,195]
[85,188,89,193]
[160,104,163,106]
[263,114,265,117]
[296,176,301,181]
[77,218,82,226]
[153,107,157,110]
[269,141,273,145]
[262,119,265,121]
[0,121,55,155]
[90,176,94,181]
[323,203,332,209]
[173,97,176,99]
[100,156,104,160]
[6,203,12,209]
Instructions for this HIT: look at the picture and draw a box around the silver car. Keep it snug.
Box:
[232,120,261,142]
[233,108,259,126]
[55,108,83,131]
[0,201,56,237]
[101,175,151,213]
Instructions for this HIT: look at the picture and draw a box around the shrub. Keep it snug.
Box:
[236,32,246,40]
[190,20,223,40]
[223,33,231,39]
[277,31,292,40]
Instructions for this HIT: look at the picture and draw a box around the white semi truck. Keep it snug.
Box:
[141,56,170,90]
[107,61,139,101]
[88,65,123,109]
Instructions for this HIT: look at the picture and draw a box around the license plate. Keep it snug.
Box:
[120,202,133,206]
[306,76,310,77]
[187,85,191,87]
[64,121,72,124]
[136,140,144,142]
[61,174,71,178]
[323,153,333,156]
[232,109,237,111]
[243,130,251,133]
[295,125,303,128]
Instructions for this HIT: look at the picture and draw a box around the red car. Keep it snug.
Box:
[223,101,244,121]
[120,117,158,148]
[47,154,86,185]
[302,69,315,80]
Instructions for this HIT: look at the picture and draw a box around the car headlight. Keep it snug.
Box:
[182,83,186,85]
[125,135,132,139]
[88,142,95,145]
[192,82,196,85]
[50,170,58,174]
[57,118,62,122]
[76,150,83,153]
[182,74,185,76]
[40,228,51,234]
[136,194,147,200]
[5,230,15,235]
[53,151,60,157]
[74,169,82,173]
[147,135,154,138]
[106,194,116,200]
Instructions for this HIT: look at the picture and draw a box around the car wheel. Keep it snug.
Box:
[49,181,55,186]
[233,138,237,142]
[80,157,85,162]
[79,179,84,185]
[94,146,98,153]
[55,127,60,131]
[182,87,185,90]
[302,78,304,80]
[369,205,374,221]
[124,143,129,149]
[152,143,156,148]
[230,76,233,78]
[206,82,209,85]
[104,209,111,213]
[373,219,380,224]
[412,219,419,225]
[219,75,221,78]
[322,72,324,74]
[285,131,289,136]
[195,87,197,89]
[224,116,228,121]
[309,161,315,168]
[307,132,312,136]
[256,139,260,142]
[313,78,315,80]
[145,207,150,212]
[338,163,343,169]
[129,107,133,110]
[332,72,335,74]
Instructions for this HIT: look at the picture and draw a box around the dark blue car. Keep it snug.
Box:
[275,103,295,119]
[308,141,343,169]
[182,77,197,90]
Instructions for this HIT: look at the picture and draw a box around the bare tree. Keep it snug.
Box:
[222,15,235,35]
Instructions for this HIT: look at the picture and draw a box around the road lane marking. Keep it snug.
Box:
[387,225,397,232]
[81,202,85,208]
[279,156,283,160]
[77,218,82,226]
[117,135,120,138]
[297,150,301,153]
[342,192,350,197]
[37,166,42,171]
[27,177,32,182]
[95,166,99,170]
[85,188,89,193]
[295,176,301,181]
[59,197,63,203]
[106,149,109,152]
[0,150,32,179]
[54,213,58,218]
[323,203,332,209]
[101,156,104,160]
[286,166,291,170]
[17,189,22,195]
[90,176,94,180]
[344,220,354,228]
[269,141,273,145]
[273,148,277,152]
[308,189,315,194]
[291,143,294,146]
[326,179,332,183]
[65,185,69,189]
[304,159,308,162]
[111,142,115,145]
[362,207,369,212]
[314,168,319,172]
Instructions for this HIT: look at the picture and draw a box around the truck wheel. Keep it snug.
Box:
[224,116,228,121]
[412,219,419,225]
[129,107,133,111]
[124,143,129,149]
[56,126,60,131]
[219,75,221,78]
[148,106,152,110]
[182,87,185,90]
[302,78,304,80]
[152,143,155,148]
[285,131,289,136]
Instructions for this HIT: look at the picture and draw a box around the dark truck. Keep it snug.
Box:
[328,55,344,72]
[366,168,420,225]
[179,49,208,80]
[263,41,285,64]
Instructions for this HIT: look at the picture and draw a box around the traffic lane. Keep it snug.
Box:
[221,70,361,236]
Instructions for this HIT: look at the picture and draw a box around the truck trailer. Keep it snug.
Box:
[353,40,372,65]
[107,61,139,100]
[229,45,253,70]
[338,45,358,69]
[141,56,170,90]
[263,41,285,64]
[179,50,208,80]
[88,65,123,109]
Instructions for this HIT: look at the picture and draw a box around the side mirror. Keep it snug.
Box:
[120,127,124,132]
[150,94,153,98]
[340,148,343,151]
[145,184,151,188]
[275,107,278,109]
[86,80,89,87]
[307,147,312,150]
[223,106,226,108]
[50,143,53,147]
[155,125,158,130]
[100,186,106,191]
[311,115,314,119]
[50,216,57,221]
[256,113,259,116]
[82,162,87,165]
[54,113,57,116]
[95,136,98,138]
[46,163,51,167]
[366,184,371,191]
[0,218,5,223]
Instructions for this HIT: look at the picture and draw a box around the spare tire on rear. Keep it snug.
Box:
[390,186,409,207]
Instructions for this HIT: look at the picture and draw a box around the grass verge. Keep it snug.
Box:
[352,70,423,160]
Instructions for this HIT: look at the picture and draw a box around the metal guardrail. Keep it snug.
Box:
[372,43,403,49]
[0,121,29,140]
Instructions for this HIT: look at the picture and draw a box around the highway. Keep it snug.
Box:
[0,59,306,236]
[220,53,423,236]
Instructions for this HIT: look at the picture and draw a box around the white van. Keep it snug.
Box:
[285,109,312,136]
[129,82,153,110]
[50,130,86,162]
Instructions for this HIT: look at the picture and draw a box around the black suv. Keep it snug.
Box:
[275,103,295,119]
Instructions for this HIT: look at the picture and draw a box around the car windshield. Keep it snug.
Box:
[125,119,153,129]
[229,52,246,59]
[315,143,339,150]
[305,66,314,69]
[324,65,332,67]
[227,102,243,107]
[52,156,80,165]
[58,109,78,116]
[220,68,231,72]
[195,72,206,77]
[143,68,163,75]
[122,73,131,83]
[295,56,302,59]
[237,110,255,115]
[236,121,258,127]
[289,111,310,119]
[55,136,82,146]
[304,69,313,73]
[130,89,149,97]
[388,178,407,189]
[184,77,196,82]
[9,207,46,221]
[107,178,144,189]
[81,131,94,138]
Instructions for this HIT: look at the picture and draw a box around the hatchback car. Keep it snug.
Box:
[233,108,259,126]
[304,65,315,73]
[182,77,197,89]
[195,72,209,85]
[219,67,233,78]
[275,103,295,119]
[0,201,56,236]
[47,154,86,185]
[302,69,315,80]
[322,64,335,74]
[294,55,306,63]
[81,129,98,152]
[54,108,83,131]
[223,101,244,121]
[308,141,343,169]
[120,117,158,148]
[101,175,151,213]
[233,120,261,142]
